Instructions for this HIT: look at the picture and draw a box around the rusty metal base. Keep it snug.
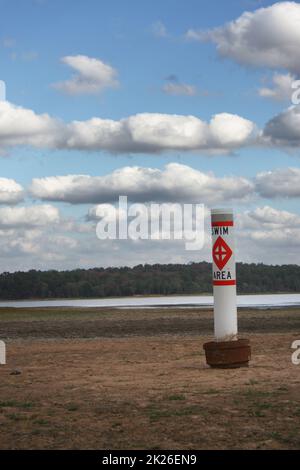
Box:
[203,338,251,368]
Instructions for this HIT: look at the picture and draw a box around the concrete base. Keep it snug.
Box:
[203,338,251,368]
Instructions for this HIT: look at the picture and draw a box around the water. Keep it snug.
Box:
[0,293,299,309]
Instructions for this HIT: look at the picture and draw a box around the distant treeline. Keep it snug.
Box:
[0,262,299,300]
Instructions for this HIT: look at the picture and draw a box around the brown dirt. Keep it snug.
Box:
[0,307,299,449]
[0,307,300,339]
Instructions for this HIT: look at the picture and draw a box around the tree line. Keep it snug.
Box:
[0,262,299,300]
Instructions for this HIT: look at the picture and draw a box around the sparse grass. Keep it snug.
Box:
[247,379,259,386]
[269,431,281,440]
[166,394,186,401]
[0,307,116,322]
[19,402,34,409]
[248,401,275,418]
[33,419,50,426]
[268,431,300,446]
[250,409,266,418]
[66,404,79,412]
[0,400,34,409]
[277,385,289,392]
[240,389,274,399]
[293,407,300,417]
[111,422,122,428]
[0,306,207,323]
[254,402,275,410]
[201,388,220,395]
[0,400,18,408]
[7,413,22,421]
[1,317,300,450]
[146,403,205,421]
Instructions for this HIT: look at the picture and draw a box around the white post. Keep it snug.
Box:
[211,208,237,341]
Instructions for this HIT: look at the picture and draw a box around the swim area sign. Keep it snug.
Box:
[203,208,251,366]
[210,209,237,340]
[212,221,236,286]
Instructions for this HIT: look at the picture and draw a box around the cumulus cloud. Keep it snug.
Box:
[0,100,63,148]
[237,206,300,261]
[187,2,300,74]
[0,178,24,204]
[29,163,254,205]
[0,100,256,154]
[1,202,299,271]
[66,112,256,153]
[0,226,79,270]
[0,204,60,228]
[237,206,300,260]
[255,167,300,198]
[0,199,299,270]
[239,205,300,229]
[251,206,300,227]
[53,55,119,95]
[262,106,300,148]
[87,204,128,222]
[248,228,300,248]
[163,81,197,96]
[258,73,296,101]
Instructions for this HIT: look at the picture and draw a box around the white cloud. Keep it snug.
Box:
[239,205,300,229]
[0,178,24,204]
[53,55,119,95]
[29,163,254,205]
[185,29,204,41]
[238,226,300,263]
[236,206,300,263]
[0,100,63,148]
[0,226,79,269]
[255,167,300,198]
[0,204,60,228]
[258,73,295,101]
[248,228,300,247]
[87,204,128,222]
[0,100,256,154]
[0,199,299,270]
[162,82,197,96]
[0,80,6,101]
[262,106,300,148]
[188,2,300,73]
[220,205,300,265]
[151,21,168,38]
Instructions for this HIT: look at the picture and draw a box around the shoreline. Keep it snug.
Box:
[0,291,299,303]
[0,292,300,310]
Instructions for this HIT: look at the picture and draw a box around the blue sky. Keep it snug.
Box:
[0,0,300,270]
[1,0,297,179]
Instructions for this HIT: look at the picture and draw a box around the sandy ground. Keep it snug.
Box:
[0,307,299,449]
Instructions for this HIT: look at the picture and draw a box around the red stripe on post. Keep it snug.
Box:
[211,221,234,227]
[213,280,236,286]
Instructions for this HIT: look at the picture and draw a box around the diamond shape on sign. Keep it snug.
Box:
[213,236,232,271]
